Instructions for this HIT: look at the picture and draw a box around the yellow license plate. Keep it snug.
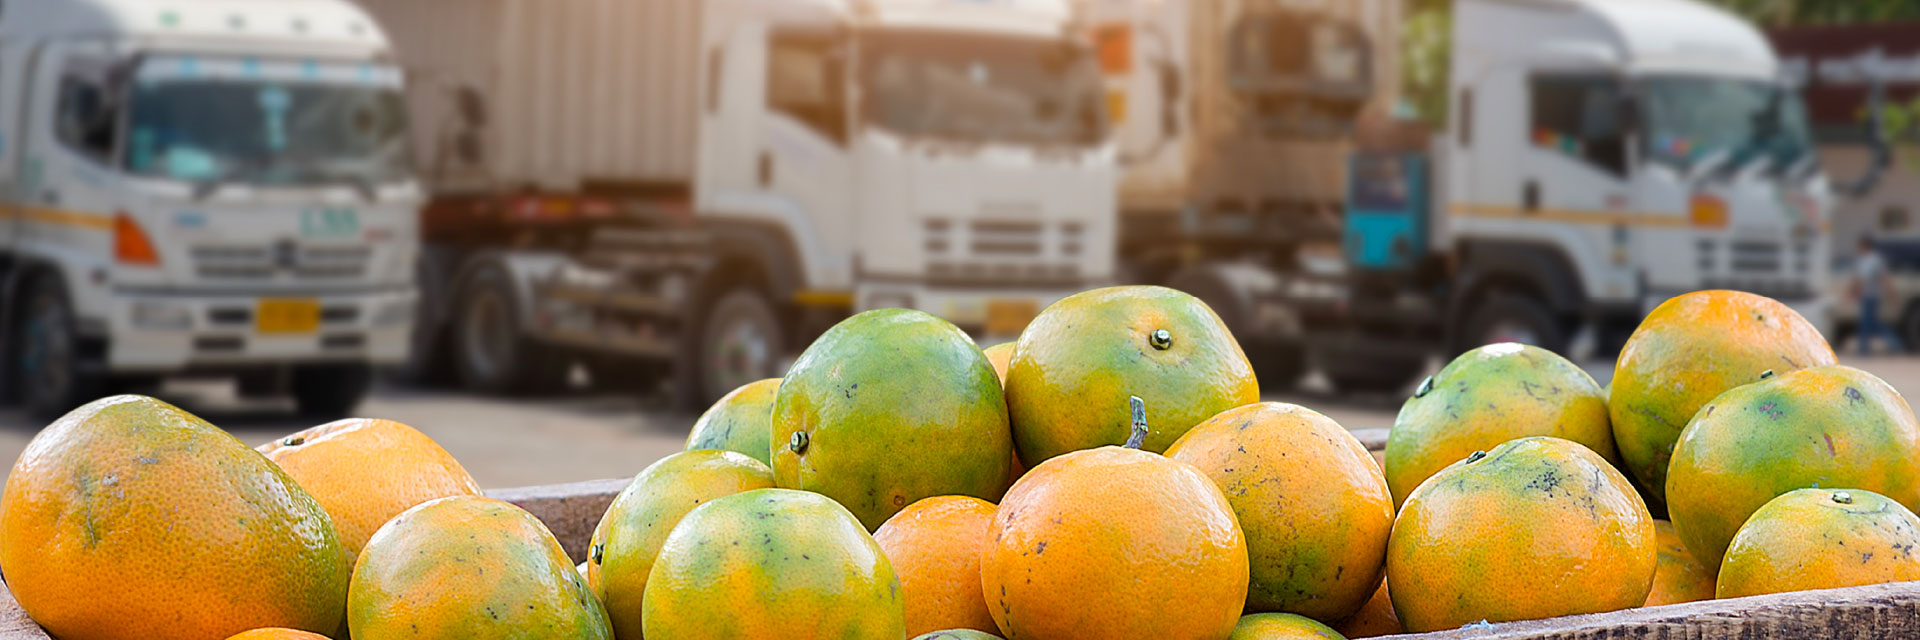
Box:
[256,298,321,334]
[985,299,1040,337]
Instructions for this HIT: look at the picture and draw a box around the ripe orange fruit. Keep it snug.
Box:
[772,309,1012,530]
[1387,437,1654,632]
[1229,613,1346,640]
[0,396,350,640]
[259,418,482,555]
[1006,286,1258,463]
[1166,402,1391,620]
[348,496,610,638]
[1334,580,1400,638]
[587,450,774,639]
[685,378,780,466]
[1718,488,1920,598]
[225,630,332,640]
[1645,520,1715,606]
[643,488,904,639]
[873,496,1000,636]
[981,444,1248,640]
[1610,290,1835,506]
[1665,365,1920,568]
[1387,343,1614,508]
[982,342,1014,383]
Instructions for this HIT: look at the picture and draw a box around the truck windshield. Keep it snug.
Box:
[120,57,410,186]
[1639,76,1814,173]
[859,30,1106,147]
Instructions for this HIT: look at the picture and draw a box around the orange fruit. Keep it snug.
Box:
[772,309,1011,530]
[1387,437,1654,632]
[1610,290,1835,506]
[1166,402,1391,620]
[348,496,610,638]
[643,488,904,639]
[586,450,774,638]
[685,378,780,466]
[587,451,771,634]
[1717,488,1920,598]
[873,496,1000,636]
[0,396,349,640]
[1006,286,1258,463]
[1644,520,1715,606]
[1229,613,1347,640]
[1387,343,1614,508]
[1334,580,1400,638]
[1665,365,1920,568]
[259,418,482,555]
[226,630,332,640]
[982,342,1014,383]
[981,444,1248,640]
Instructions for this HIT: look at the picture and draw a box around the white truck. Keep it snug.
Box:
[355,0,1114,404]
[1087,0,1838,391]
[0,0,420,417]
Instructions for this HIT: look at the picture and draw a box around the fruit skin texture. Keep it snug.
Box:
[981,446,1249,640]
[349,495,610,639]
[586,450,774,639]
[1166,402,1391,620]
[225,630,333,640]
[1665,365,1920,569]
[1645,520,1715,606]
[1334,580,1400,638]
[913,631,1004,640]
[0,395,350,640]
[773,308,1012,530]
[1717,488,1920,599]
[873,495,1001,636]
[1229,613,1347,640]
[1387,437,1654,632]
[258,417,482,555]
[684,378,781,465]
[1610,290,1836,507]
[643,488,904,639]
[1387,342,1614,508]
[1005,286,1258,463]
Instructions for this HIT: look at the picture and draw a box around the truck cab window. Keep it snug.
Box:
[57,76,119,162]
[1530,75,1627,177]
[766,34,846,144]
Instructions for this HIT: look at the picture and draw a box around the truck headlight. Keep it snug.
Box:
[130,301,193,330]
[373,299,415,327]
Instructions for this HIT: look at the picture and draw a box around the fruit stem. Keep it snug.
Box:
[1124,396,1148,449]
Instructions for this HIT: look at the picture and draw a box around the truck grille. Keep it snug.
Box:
[191,244,371,280]
[921,218,1087,286]
[1729,240,1783,274]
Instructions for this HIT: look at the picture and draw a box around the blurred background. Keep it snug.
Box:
[1,0,1918,487]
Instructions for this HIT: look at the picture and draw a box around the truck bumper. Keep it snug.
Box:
[104,288,416,373]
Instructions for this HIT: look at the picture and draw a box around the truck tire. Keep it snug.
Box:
[1458,293,1567,356]
[290,363,372,419]
[12,273,102,419]
[689,288,785,409]
[453,265,566,395]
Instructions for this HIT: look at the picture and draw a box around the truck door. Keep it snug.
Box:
[0,40,40,250]
[756,28,855,283]
[17,42,123,251]
[1521,73,1638,302]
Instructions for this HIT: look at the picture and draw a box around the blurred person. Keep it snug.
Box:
[1852,234,1903,356]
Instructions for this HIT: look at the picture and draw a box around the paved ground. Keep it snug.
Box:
[1,355,1916,490]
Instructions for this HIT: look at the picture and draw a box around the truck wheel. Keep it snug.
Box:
[691,288,785,408]
[290,363,372,419]
[1900,304,1920,354]
[398,302,459,388]
[13,274,101,419]
[1458,293,1567,356]
[453,265,565,394]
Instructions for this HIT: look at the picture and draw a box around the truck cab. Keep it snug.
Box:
[687,0,1115,398]
[0,0,418,416]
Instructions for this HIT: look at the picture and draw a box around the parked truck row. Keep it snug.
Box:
[0,0,1871,417]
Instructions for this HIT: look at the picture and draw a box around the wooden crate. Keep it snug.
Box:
[5,428,1920,638]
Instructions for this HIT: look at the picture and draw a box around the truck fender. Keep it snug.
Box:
[448,249,573,330]
[698,218,806,303]
[1451,240,1587,318]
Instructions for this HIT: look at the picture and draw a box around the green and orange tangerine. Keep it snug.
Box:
[1717,488,1920,598]
[1644,520,1716,607]
[684,378,781,466]
[1229,613,1347,640]
[1387,342,1615,509]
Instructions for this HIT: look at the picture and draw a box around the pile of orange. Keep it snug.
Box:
[2,287,1916,640]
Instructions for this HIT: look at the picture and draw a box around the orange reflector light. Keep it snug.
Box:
[115,213,162,266]
[1689,194,1728,229]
